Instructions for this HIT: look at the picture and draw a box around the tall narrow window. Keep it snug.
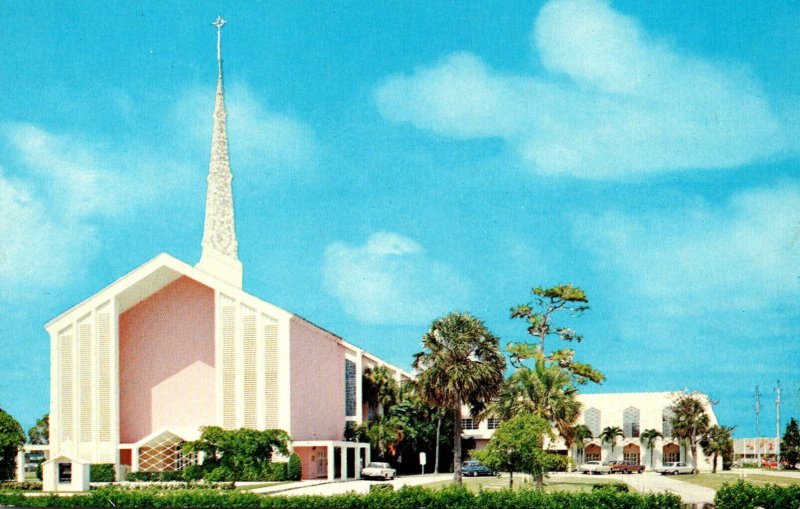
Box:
[623,407,640,438]
[584,407,601,438]
[345,360,356,417]
[662,407,675,437]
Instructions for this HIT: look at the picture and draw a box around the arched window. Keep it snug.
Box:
[584,407,601,437]
[585,444,601,462]
[662,407,675,437]
[623,407,640,438]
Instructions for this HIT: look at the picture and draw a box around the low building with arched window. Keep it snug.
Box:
[463,391,721,472]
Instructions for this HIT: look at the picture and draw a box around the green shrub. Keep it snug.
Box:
[592,482,629,493]
[716,480,800,509]
[369,483,393,492]
[0,484,684,508]
[267,462,287,481]
[90,463,115,482]
[287,453,302,481]
[182,465,204,481]
[0,480,42,491]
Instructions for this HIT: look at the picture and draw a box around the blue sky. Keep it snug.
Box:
[1,1,799,438]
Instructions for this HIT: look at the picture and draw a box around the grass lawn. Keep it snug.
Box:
[235,482,288,491]
[677,472,800,491]
[423,474,625,493]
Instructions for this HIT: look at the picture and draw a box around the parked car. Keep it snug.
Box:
[462,460,494,477]
[610,460,645,474]
[655,462,695,475]
[579,460,612,474]
[361,462,396,480]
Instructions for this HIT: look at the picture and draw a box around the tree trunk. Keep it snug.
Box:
[509,469,513,489]
[434,415,441,474]
[453,403,463,484]
[712,452,718,474]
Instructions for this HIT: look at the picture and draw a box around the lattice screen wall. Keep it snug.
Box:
[138,433,197,472]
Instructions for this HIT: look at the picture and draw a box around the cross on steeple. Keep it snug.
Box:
[212,16,226,68]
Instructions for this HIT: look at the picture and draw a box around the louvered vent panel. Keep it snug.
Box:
[263,321,278,429]
[79,322,93,442]
[243,314,257,429]
[96,312,111,442]
[221,304,237,429]
[59,332,74,442]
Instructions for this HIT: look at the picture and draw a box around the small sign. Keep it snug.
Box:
[419,452,427,465]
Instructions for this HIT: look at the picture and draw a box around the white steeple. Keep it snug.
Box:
[196,16,243,288]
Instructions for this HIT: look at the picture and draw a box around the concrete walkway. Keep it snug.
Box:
[616,473,716,505]
[251,474,453,496]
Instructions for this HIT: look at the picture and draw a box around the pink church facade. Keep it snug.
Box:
[45,255,410,484]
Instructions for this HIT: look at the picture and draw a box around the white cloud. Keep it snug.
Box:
[322,232,470,325]
[376,0,789,179]
[0,123,194,300]
[3,123,192,219]
[574,184,800,314]
[0,167,97,298]
[172,82,316,178]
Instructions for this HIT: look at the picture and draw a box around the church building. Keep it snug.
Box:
[38,18,409,491]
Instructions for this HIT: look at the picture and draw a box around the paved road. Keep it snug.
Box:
[728,467,800,479]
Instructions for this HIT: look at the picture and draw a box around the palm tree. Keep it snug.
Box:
[600,426,623,456]
[486,355,581,448]
[640,428,663,469]
[363,365,398,418]
[701,425,734,473]
[573,424,593,465]
[365,416,404,460]
[413,312,506,484]
[671,394,710,471]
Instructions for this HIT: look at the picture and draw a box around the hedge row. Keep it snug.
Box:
[0,484,683,508]
[0,480,42,491]
[715,480,800,509]
[125,461,296,483]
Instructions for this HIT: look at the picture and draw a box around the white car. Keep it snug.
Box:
[361,462,396,480]
[655,462,695,475]
[579,460,612,474]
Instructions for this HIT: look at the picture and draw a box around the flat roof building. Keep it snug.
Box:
[463,391,721,472]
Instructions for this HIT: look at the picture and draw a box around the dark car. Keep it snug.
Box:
[610,460,644,474]
[462,460,494,477]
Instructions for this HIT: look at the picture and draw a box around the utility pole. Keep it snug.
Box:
[775,380,782,469]
[755,386,761,468]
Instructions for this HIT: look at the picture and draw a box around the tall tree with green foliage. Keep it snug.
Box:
[670,393,710,472]
[413,312,506,484]
[363,416,404,460]
[573,424,593,465]
[782,418,800,469]
[506,284,604,385]
[183,427,290,481]
[600,426,624,456]
[486,355,581,447]
[475,414,557,488]
[701,425,734,473]
[0,408,25,480]
[363,365,398,419]
[640,429,663,469]
[27,414,49,445]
